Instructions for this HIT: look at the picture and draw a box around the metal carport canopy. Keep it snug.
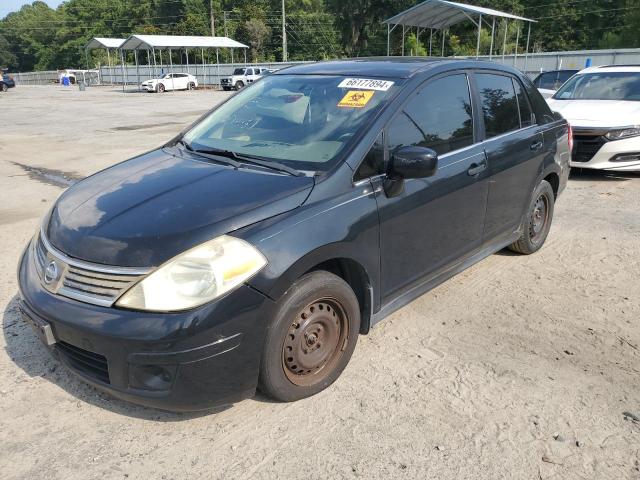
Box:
[85,37,126,49]
[118,35,248,50]
[383,0,536,60]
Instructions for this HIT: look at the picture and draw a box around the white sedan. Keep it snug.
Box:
[547,65,640,172]
[141,73,198,93]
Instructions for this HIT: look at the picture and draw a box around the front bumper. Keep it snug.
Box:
[140,83,156,92]
[571,131,640,171]
[17,239,275,411]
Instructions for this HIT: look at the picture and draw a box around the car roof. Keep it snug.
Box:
[275,57,523,79]
[578,65,640,74]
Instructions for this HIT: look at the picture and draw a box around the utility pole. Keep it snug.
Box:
[282,0,287,62]
[223,11,228,37]
[210,0,215,36]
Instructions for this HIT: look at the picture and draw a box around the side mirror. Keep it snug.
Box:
[384,146,438,198]
[388,146,438,180]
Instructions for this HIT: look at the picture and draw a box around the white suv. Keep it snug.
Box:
[141,73,198,93]
[221,67,271,91]
[547,65,640,172]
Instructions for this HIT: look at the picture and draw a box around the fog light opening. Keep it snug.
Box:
[129,364,177,392]
[610,153,640,163]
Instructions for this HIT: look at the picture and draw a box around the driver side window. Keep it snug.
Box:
[387,74,474,157]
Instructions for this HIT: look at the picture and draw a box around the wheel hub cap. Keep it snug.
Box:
[282,299,348,386]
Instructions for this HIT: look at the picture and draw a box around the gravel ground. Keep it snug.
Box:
[1,86,639,480]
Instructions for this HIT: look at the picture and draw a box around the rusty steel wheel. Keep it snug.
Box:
[282,298,349,386]
[259,271,360,402]
[509,179,555,255]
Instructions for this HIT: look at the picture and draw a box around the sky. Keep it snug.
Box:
[1,0,65,20]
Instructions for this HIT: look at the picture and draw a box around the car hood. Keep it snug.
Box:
[546,99,640,127]
[46,148,314,267]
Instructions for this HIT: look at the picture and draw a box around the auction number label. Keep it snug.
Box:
[338,78,395,91]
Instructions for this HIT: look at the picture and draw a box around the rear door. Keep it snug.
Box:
[374,72,489,303]
[473,72,546,242]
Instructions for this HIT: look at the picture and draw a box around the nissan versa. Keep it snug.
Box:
[18,59,571,411]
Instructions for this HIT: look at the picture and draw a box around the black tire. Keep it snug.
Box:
[234,81,244,90]
[1,83,7,92]
[187,82,195,90]
[157,83,165,93]
[259,271,360,402]
[509,179,555,254]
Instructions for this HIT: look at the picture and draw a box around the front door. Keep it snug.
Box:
[374,72,489,304]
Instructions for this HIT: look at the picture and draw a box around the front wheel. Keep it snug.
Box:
[259,271,360,402]
[187,82,195,90]
[509,179,555,254]
[234,81,244,90]
[157,83,165,93]
[1,83,7,92]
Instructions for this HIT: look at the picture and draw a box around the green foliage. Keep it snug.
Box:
[1,0,640,71]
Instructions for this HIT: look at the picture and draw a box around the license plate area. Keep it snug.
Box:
[20,305,57,346]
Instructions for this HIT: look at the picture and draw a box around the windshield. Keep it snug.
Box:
[233,68,246,75]
[183,74,401,172]
[554,71,640,101]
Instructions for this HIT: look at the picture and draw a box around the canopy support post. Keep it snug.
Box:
[524,22,531,73]
[387,24,390,56]
[134,49,140,91]
[169,48,175,92]
[152,47,157,78]
[401,25,405,56]
[185,48,189,76]
[244,49,247,65]
[216,48,220,90]
[489,17,496,60]
[201,48,205,89]
[119,49,126,93]
[476,14,482,59]
[514,23,520,67]
[429,28,433,57]
[107,48,113,85]
[502,20,508,62]
[441,29,446,57]
[159,49,163,75]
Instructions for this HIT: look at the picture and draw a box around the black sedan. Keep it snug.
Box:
[18,58,571,411]
[1,74,15,92]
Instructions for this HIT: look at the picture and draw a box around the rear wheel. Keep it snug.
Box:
[509,179,555,254]
[259,271,360,402]
[234,81,245,90]
[1,83,7,92]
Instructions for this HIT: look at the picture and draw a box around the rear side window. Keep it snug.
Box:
[387,74,474,156]
[522,76,555,124]
[535,72,556,90]
[513,79,534,128]
[475,73,520,138]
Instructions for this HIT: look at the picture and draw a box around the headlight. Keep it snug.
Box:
[605,127,640,140]
[116,235,267,312]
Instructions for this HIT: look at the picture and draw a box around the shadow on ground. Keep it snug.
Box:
[3,294,233,421]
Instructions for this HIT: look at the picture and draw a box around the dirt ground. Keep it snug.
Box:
[1,86,639,480]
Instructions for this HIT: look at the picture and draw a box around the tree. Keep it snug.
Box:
[242,19,271,62]
[0,34,17,68]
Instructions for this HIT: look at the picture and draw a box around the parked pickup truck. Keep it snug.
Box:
[221,67,271,91]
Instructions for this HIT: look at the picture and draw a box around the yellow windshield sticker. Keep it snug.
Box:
[338,90,375,108]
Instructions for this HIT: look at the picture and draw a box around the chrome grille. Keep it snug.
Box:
[33,230,151,307]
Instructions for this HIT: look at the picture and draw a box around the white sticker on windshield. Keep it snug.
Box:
[338,78,394,91]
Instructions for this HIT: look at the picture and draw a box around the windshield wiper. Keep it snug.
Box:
[176,141,242,169]
[176,141,304,177]
[234,153,305,177]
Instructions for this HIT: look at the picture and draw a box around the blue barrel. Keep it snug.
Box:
[62,76,70,86]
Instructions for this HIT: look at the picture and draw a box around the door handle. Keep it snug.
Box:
[467,162,487,176]
[530,140,543,151]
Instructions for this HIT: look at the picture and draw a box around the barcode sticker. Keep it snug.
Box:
[338,78,395,91]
